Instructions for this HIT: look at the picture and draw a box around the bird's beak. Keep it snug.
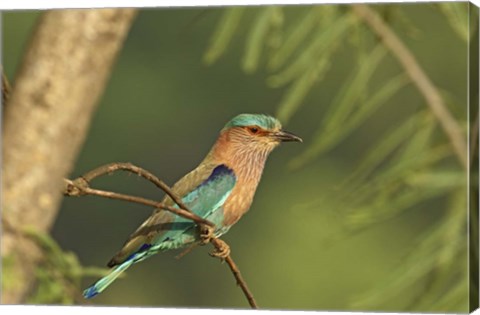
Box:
[271,130,303,143]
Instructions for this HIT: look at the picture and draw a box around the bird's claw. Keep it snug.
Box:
[198,225,230,259]
[198,224,214,245]
[209,238,230,260]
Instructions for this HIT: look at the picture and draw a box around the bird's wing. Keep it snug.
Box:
[107,164,236,267]
[178,164,236,219]
[161,163,218,207]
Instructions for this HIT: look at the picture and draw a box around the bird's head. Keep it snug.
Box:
[220,114,302,155]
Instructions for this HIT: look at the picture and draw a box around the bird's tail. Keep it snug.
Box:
[83,258,135,299]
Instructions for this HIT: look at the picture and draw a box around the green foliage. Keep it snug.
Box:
[205,6,355,125]
[342,111,437,192]
[2,254,21,292]
[289,45,398,168]
[242,6,283,73]
[351,190,467,312]
[20,227,111,304]
[203,3,469,312]
[203,7,246,65]
[274,11,353,123]
[267,6,323,71]
[437,2,470,42]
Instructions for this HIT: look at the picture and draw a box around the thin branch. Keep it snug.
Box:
[64,162,258,308]
[352,4,468,170]
[80,162,192,212]
[211,238,258,309]
[63,178,214,228]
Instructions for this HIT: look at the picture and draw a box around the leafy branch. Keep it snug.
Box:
[352,4,467,169]
[2,217,109,304]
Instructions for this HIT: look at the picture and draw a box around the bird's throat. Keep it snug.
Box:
[212,132,270,184]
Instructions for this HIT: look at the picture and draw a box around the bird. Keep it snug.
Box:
[83,113,302,298]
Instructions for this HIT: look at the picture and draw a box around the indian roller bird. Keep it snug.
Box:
[83,113,302,298]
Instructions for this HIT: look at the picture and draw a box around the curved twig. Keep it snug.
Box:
[64,179,214,228]
[352,4,467,169]
[211,238,258,308]
[64,162,258,308]
[80,162,191,212]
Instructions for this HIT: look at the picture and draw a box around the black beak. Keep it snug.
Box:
[272,130,303,143]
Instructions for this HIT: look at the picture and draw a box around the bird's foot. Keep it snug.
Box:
[209,238,231,260]
[198,224,214,245]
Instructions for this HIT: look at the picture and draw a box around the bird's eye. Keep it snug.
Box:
[249,127,259,134]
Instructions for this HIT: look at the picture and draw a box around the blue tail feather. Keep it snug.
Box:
[83,253,142,299]
[83,285,101,299]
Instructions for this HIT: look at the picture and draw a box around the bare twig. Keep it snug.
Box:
[352,4,468,169]
[80,162,192,212]
[211,238,258,309]
[64,162,258,308]
[63,178,214,228]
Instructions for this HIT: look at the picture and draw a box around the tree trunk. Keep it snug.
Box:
[1,8,137,304]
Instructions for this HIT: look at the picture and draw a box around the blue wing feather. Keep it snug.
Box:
[157,164,236,247]
[181,164,236,219]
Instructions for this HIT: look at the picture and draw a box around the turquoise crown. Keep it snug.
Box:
[223,114,281,131]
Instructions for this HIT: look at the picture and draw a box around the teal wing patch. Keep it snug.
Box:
[153,164,236,248]
[182,164,236,219]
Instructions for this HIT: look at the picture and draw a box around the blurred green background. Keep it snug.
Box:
[3,3,473,312]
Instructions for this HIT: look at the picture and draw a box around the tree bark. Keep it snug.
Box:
[2,70,11,105]
[1,8,137,304]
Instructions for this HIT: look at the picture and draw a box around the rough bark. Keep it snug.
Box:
[1,8,137,304]
[2,70,11,105]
